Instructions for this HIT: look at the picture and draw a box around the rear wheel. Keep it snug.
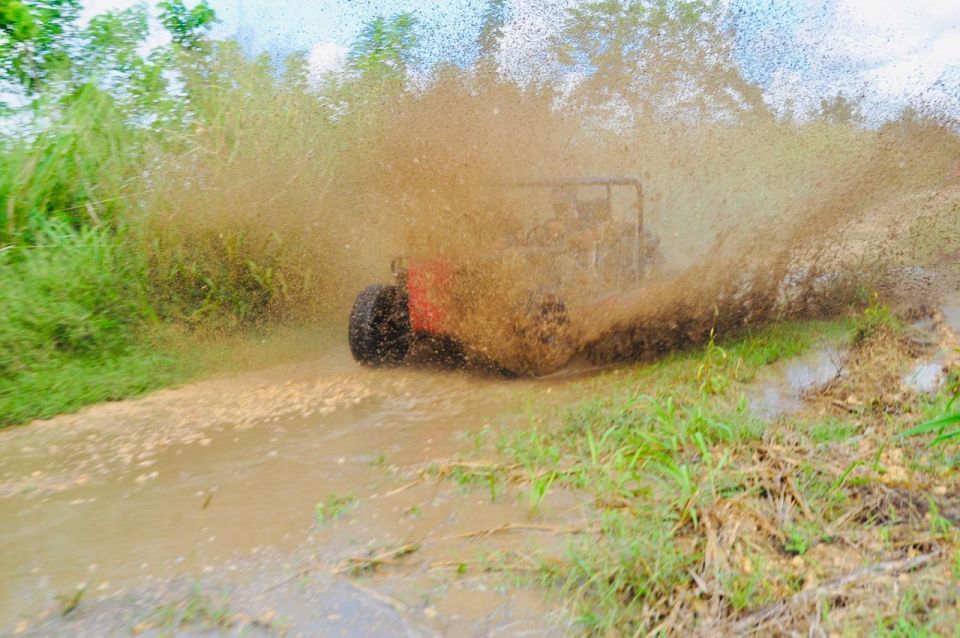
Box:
[349,284,411,366]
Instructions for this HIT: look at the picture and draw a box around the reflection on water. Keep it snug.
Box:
[749,346,845,420]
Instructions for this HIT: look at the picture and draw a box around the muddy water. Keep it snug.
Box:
[748,345,846,420]
[0,347,585,635]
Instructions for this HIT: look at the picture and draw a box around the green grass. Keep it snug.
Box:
[852,292,903,345]
[0,222,182,426]
[144,586,237,634]
[0,343,197,426]
[488,322,842,631]
[459,313,960,634]
[314,494,359,525]
[0,220,339,427]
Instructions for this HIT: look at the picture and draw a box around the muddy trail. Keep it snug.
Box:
[0,346,601,637]
[4,186,960,636]
[5,290,960,637]
[3,291,958,637]
[5,288,960,636]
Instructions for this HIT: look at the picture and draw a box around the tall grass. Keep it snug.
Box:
[1,31,958,426]
[0,85,151,245]
[139,44,365,328]
[0,222,192,425]
[0,44,389,424]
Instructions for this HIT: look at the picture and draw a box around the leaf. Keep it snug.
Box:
[900,413,960,438]
[56,585,86,616]
[931,429,960,446]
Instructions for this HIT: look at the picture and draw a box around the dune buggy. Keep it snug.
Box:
[348,176,662,375]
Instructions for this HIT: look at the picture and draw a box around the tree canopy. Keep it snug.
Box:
[554,0,768,122]
[0,0,214,115]
[347,12,418,82]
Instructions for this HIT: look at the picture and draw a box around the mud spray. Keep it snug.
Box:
[141,18,960,371]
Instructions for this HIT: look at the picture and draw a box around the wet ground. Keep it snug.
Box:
[5,289,960,637]
[0,347,588,637]
[748,344,846,420]
[748,291,960,420]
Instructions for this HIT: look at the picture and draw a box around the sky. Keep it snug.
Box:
[80,0,960,121]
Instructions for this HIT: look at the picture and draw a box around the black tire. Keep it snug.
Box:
[349,284,411,366]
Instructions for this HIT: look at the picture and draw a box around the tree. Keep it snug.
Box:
[813,93,863,126]
[348,12,417,82]
[477,0,507,67]
[157,0,216,51]
[554,0,768,124]
[0,0,217,120]
[78,5,168,119]
[0,0,80,95]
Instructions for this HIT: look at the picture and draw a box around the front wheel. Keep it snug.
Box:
[349,284,411,366]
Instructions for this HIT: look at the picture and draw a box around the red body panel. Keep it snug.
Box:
[407,260,452,334]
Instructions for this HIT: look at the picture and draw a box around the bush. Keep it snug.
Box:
[0,222,184,425]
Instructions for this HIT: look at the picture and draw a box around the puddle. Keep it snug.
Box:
[748,346,845,420]
[902,361,946,395]
[900,300,960,396]
[940,298,960,334]
[0,346,581,635]
[20,558,427,637]
[16,544,566,637]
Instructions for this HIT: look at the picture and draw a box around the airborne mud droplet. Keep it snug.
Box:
[353,82,960,372]
[139,6,960,374]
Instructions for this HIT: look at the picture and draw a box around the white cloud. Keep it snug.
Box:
[864,30,960,97]
[308,41,347,76]
[820,0,960,115]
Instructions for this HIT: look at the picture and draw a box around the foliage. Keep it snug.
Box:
[146,586,236,632]
[140,41,354,328]
[0,0,192,117]
[494,326,802,632]
[477,0,507,67]
[902,396,960,446]
[851,294,901,345]
[0,222,193,425]
[554,0,768,123]
[0,0,221,425]
[315,494,358,525]
[348,12,417,82]
[158,0,216,50]
[0,0,80,96]
[0,84,150,244]
[0,0,957,433]
[1,222,148,364]
[476,316,960,633]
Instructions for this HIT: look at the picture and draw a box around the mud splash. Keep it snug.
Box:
[345,79,960,375]
[142,11,960,369]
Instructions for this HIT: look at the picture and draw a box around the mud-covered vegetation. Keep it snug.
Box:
[418,303,960,635]
[0,2,958,423]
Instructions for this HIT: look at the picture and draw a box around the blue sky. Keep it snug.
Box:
[82,0,960,121]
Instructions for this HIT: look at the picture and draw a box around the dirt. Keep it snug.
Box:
[4,173,960,636]
[5,285,960,636]
[0,347,589,637]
